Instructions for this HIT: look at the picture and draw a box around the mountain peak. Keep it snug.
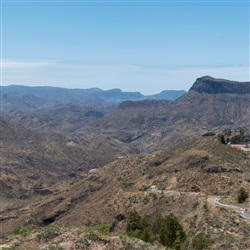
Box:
[189,76,250,94]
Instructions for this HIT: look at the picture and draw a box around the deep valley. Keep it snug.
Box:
[0,76,249,250]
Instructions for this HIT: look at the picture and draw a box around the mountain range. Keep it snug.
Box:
[0,75,249,249]
[0,85,186,113]
[100,76,250,151]
[4,76,249,153]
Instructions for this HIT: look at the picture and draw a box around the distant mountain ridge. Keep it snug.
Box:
[0,84,186,113]
[2,76,249,154]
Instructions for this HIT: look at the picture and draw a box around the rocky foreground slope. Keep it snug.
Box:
[0,76,249,249]
[1,137,249,249]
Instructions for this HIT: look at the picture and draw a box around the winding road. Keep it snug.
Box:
[207,196,250,220]
[153,189,250,220]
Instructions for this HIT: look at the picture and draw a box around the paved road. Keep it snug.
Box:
[208,196,250,220]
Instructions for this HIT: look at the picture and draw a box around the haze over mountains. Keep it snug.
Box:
[0,76,250,249]
[1,85,185,113]
[3,76,249,153]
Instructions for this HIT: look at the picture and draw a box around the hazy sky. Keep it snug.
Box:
[1,0,249,94]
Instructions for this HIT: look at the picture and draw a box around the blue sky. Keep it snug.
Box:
[1,0,249,94]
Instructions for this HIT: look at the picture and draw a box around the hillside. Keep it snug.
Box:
[1,137,249,249]
[3,76,249,154]
[100,76,250,152]
[1,76,249,249]
[5,104,105,136]
[0,116,138,201]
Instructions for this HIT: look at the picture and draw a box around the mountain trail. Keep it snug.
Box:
[208,196,250,220]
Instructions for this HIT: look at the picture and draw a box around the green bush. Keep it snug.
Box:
[158,213,186,250]
[126,209,142,233]
[126,209,186,248]
[137,155,144,162]
[150,193,158,201]
[43,245,59,250]
[126,211,153,243]
[95,223,110,234]
[122,182,135,189]
[85,222,110,235]
[85,230,103,241]
[130,229,141,239]
[237,187,249,203]
[140,228,152,243]
[36,226,62,240]
[192,202,199,210]
[151,213,164,237]
[191,186,200,192]
[202,132,215,137]
[217,134,226,144]
[139,185,149,191]
[190,232,209,250]
[203,201,209,213]
[190,215,198,228]
[12,226,31,236]
[143,196,150,204]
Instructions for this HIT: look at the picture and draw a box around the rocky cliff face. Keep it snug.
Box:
[189,76,250,94]
[99,76,250,152]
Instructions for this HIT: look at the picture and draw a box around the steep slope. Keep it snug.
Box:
[0,117,138,201]
[3,76,249,154]
[172,76,250,128]
[3,137,249,249]
[101,99,172,144]
[4,76,249,154]
[189,76,250,94]
[5,104,105,135]
[0,93,49,113]
[101,76,250,152]
[0,117,89,200]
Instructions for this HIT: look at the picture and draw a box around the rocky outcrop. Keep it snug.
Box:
[189,76,250,94]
